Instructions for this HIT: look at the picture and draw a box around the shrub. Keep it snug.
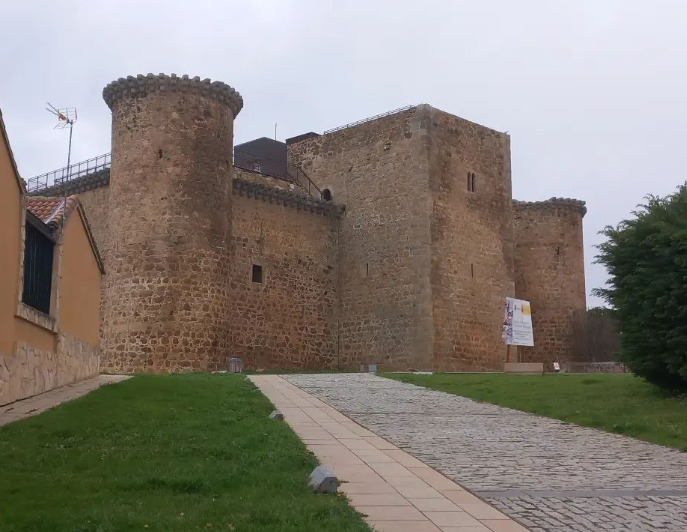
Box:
[594,184,687,390]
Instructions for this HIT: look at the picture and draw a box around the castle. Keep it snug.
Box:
[30,73,587,373]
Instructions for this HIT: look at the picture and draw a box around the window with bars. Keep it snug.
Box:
[22,218,55,314]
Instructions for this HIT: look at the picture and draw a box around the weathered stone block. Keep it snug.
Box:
[308,465,338,494]
[504,362,544,374]
[1,334,99,406]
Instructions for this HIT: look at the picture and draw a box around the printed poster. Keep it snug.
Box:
[502,297,534,346]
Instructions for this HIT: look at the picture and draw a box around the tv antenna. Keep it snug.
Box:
[46,103,77,180]
[46,103,77,230]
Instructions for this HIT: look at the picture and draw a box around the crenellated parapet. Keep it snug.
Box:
[232,178,344,218]
[103,73,243,117]
[513,197,587,217]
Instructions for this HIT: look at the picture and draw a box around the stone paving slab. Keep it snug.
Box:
[284,373,687,532]
[250,375,530,531]
[0,374,130,427]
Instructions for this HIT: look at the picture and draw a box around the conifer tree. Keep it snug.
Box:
[594,184,687,390]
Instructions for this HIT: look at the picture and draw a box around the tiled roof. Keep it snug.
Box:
[26,196,79,228]
[24,195,105,273]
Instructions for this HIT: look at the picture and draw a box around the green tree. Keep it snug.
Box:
[594,184,687,390]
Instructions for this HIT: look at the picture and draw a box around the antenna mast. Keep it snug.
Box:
[45,103,77,234]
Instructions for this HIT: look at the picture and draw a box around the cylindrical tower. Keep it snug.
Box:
[513,198,587,368]
[101,74,243,373]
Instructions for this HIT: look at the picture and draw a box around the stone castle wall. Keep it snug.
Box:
[34,79,587,373]
[229,188,340,369]
[69,169,342,372]
[563,361,627,374]
[288,107,435,370]
[78,185,110,261]
[233,166,293,191]
[101,75,242,373]
[428,108,515,371]
[513,199,587,367]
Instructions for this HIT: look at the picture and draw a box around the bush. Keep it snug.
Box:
[594,184,687,391]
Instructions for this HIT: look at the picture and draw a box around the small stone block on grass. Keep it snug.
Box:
[269,410,284,420]
[309,466,338,494]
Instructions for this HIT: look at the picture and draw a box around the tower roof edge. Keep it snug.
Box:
[102,73,243,117]
[513,197,587,217]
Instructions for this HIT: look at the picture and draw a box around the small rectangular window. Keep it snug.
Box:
[252,264,263,283]
[467,172,476,192]
[22,221,54,314]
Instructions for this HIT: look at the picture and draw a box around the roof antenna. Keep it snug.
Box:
[46,103,77,232]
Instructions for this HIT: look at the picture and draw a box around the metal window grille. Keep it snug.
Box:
[22,222,54,314]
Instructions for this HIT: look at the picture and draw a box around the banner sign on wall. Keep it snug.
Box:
[502,297,534,346]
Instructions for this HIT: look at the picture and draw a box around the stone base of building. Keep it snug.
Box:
[504,362,544,374]
[563,361,627,374]
[0,334,100,406]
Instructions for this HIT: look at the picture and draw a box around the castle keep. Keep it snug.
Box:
[31,73,587,373]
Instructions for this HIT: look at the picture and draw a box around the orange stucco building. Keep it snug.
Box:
[0,110,103,405]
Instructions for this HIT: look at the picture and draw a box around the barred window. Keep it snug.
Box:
[22,217,54,314]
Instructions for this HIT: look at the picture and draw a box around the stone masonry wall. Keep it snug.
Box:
[0,333,99,406]
[563,361,627,374]
[513,199,587,367]
[233,167,294,191]
[46,166,342,373]
[229,188,340,369]
[101,75,242,373]
[31,92,586,374]
[428,108,515,371]
[289,107,435,370]
[77,185,110,262]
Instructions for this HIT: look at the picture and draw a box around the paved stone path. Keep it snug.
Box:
[284,373,687,532]
[252,375,528,531]
[0,375,130,427]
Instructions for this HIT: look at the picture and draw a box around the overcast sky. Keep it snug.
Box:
[2,1,685,306]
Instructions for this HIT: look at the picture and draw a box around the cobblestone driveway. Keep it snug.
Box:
[285,374,687,532]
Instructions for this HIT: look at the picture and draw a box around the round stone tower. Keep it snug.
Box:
[512,198,587,367]
[101,74,243,373]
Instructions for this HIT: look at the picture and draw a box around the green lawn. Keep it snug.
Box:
[385,373,687,451]
[0,375,370,532]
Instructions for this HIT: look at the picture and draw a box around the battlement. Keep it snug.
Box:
[232,177,343,218]
[103,73,243,117]
[513,197,587,216]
